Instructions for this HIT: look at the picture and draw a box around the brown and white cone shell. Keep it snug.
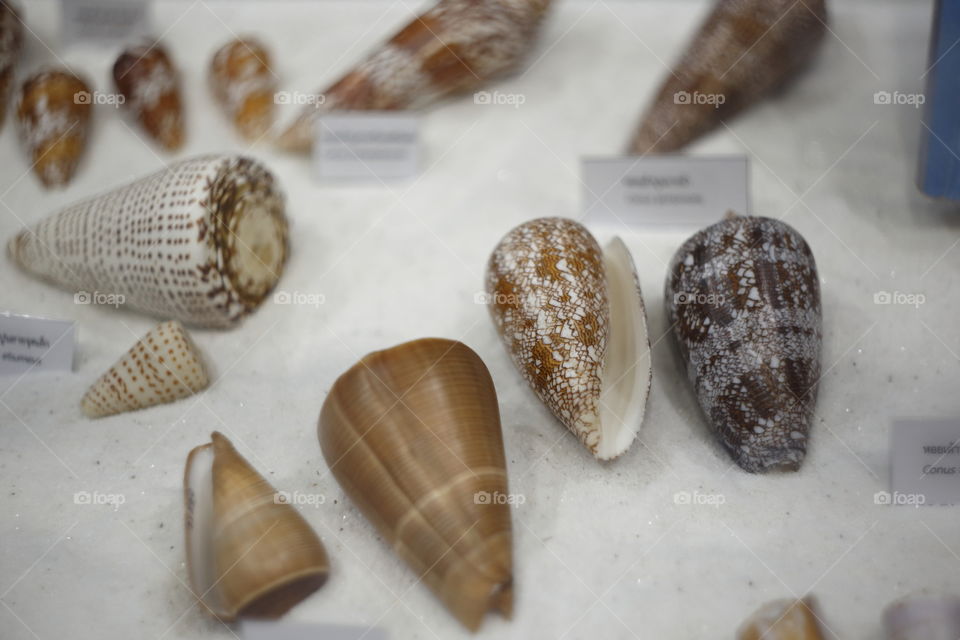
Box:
[16,69,92,188]
[318,338,512,631]
[0,1,23,132]
[114,43,185,150]
[485,217,651,460]
[184,432,329,621]
[665,215,822,472]
[7,154,288,328]
[737,596,827,640]
[276,0,554,152]
[629,0,826,154]
[883,595,960,640]
[81,320,209,418]
[210,38,276,141]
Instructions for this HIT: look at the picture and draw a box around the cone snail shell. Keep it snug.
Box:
[113,42,186,150]
[0,1,23,132]
[318,338,513,631]
[737,596,827,640]
[883,595,960,640]
[276,0,555,152]
[665,214,822,472]
[210,37,276,141]
[184,432,329,621]
[485,217,652,460]
[629,0,827,154]
[7,154,288,328]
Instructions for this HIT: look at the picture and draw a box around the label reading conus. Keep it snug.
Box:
[241,620,388,640]
[0,313,76,376]
[314,112,420,182]
[581,155,750,228]
[890,418,960,506]
[60,0,152,45]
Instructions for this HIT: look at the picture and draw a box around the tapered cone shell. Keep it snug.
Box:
[629,0,826,154]
[7,154,288,328]
[0,1,23,132]
[184,432,329,621]
[737,597,827,640]
[665,215,822,472]
[485,217,651,460]
[318,338,512,631]
[16,69,92,188]
[883,595,960,640]
[210,38,276,141]
[81,320,209,418]
[276,0,554,152]
[114,43,185,150]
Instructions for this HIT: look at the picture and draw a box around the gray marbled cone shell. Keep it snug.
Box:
[665,216,822,472]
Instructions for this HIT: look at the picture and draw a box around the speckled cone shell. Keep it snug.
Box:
[184,432,329,621]
[883,595,960,640]
[81,320,209,418]
[277,0,554,152]
[114,43,185,150]
[16,69,92,188]
[0,1,23,132]
[318,338,512,631]
[665,215,822,472]
[486,217,651,460]
[210,38,276,141]
[629,0,826,154]
[737,597,827,640]
[7,154,288,328]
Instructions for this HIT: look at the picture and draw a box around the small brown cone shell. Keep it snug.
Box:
[114,43,185,150]
[0,1,24,131]
[210,38,276,141]
[737,596,827,640]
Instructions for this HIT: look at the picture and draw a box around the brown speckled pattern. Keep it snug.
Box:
[665,216,822,472]
[0,1,23,131]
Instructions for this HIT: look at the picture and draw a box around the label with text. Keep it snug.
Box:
[891,418,960,505]
[315,112,420,181]
[61,0,152,44]
[0,313,76,376]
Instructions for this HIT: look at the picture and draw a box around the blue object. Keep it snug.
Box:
[918,0,960,199]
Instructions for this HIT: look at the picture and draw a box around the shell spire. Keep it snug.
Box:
[7,154,288,328]
[0,1,24,131]
[210,37,277,141]
[629,0,827,154]
[276,0,555,152]
[318,338,513,631]
[737,596,827,639]
[113,42,186,150]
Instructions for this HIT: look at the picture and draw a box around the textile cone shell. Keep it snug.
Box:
[883,595,960,640]
[665,214,822,472]
[210,38,276,141]
[485,217,651,460]
[81,320,209,418]
[16,69,92,188]
[276,0,554,152]
[737,597,827,640]
[184,432,329,620]
[113,43,185,150]
[7,154,288,328]
[0,1,23,131]
[629,0,826,154]
[318,338,512,631]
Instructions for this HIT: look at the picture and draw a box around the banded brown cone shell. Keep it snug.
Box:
[629,0,826,154]
[883,595,960,640]
[318,338,512,631]
[0,1,23,132]
[16,69,92,188]
[665,215,822,472]
[114,42,185,150]
[486,217,651,460]
[210,38,276,141]
[737,596,827,640]
[7,154,288,328]
[81,320,209,418]
[184,432,329,621]
[276,0,554,152]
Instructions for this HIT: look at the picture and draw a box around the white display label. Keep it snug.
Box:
[0,313,76,376]
[315,112,420,182]
[890,418,960,505]
[60,0,152,45]
[241,620,388,640]
[581,155,749,228]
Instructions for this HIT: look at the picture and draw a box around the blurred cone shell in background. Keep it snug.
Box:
[883,595,960,640]
[113,42,185,150]
[0,0,23,131]
[210,37,277,141]
[737,596,827,640]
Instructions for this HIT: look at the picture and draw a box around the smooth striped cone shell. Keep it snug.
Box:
[0,1,23,132]
[665,215,822,472]
[81,320,209,418]
[7,154,288,328]
[737,596,827,640]
[184,432,329,621]
[210,38,276,141]
[318,338,512,631]
[486,217,651,460]
[629,0,826,154]
[114,42,185,151]
[16,69,92,188]
[883,595,960,640]
[276,0,554,152]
